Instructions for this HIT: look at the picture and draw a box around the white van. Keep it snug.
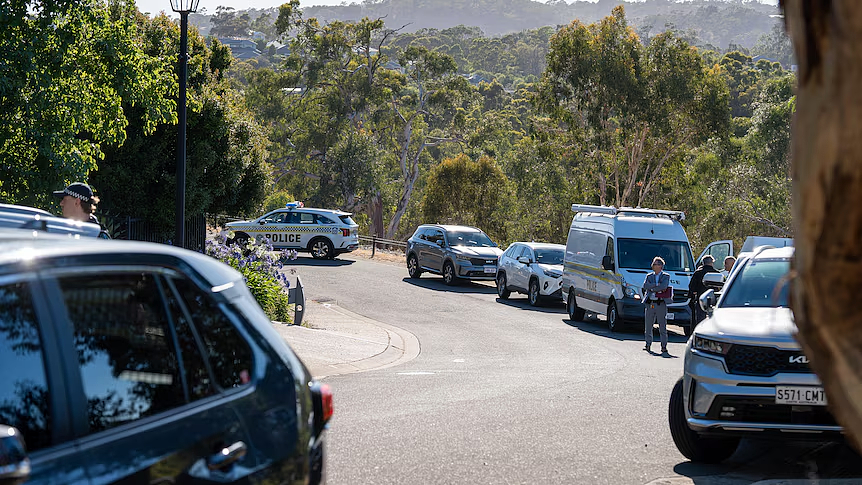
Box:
[562,205,730,336]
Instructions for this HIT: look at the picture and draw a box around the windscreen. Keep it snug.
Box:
[721,259,790,308]
[535,249,564,265]
[617,239,695,272]
[448,231,495,247]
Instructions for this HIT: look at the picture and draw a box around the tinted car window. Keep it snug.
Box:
[163,280,217,401]
[173,279,254,390]
[0,281,51,451]
[315,215,336,225]
[59,273,186,433]
[339,215,356,225]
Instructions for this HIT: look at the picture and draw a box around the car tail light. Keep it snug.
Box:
[341,229,350,237]
[310,382,333,434]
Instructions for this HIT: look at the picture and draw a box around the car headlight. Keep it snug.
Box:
[455,254,470,262]
[624,284,641,300]
[693,336,732,355]
[542,269,562,278]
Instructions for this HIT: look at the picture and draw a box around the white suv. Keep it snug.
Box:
[496,242,565,306]
[669,247,841,463]
[226,203,359,259]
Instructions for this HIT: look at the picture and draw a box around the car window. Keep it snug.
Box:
[522,247,535,261]
[535,248,564,265]
[721,259,790,308]
[262,212,287,224]
[428,230,444,245]
[447,230,495,247]
[315,215,337,225]
[617,238,694,272]
[0,281,51,451]
[299,213,315,224]
[339,215,356,225]
[163,279,217,401]
[59,273,187,434]
[172,278,254,390]
[504,245,518,257]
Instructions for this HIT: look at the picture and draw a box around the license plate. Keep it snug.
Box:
[776,386,827,406]
[666,313,675,320]
[484,267,496,274]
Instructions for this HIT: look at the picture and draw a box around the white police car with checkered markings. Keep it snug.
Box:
[226,203,359,259]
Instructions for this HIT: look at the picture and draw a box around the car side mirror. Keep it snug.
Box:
[517,256,531,265]
[702,273,725,292]
[436,240,445,247]
[699,289,717,314]
[0,425,30,484]
[258,220,267,225]
[601,255,615,272]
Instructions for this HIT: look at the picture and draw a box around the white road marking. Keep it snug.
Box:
[396,371,435,375]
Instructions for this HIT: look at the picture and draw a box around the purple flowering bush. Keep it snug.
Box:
[206,232,298,322]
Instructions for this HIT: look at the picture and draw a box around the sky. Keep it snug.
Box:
[139,0,779,19]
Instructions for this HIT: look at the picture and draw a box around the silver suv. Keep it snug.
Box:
[669,247,841,463]
[406,225,503,285]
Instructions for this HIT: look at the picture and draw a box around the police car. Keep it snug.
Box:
[226,202,360,259]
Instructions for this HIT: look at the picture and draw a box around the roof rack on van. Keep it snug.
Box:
[571,204,685,221]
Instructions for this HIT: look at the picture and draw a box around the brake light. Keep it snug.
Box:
[341,229,350,237]
[320,384,333,424]
[310,382,333,434]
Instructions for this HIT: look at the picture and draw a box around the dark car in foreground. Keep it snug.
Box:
[0,232,330,484]
[0,203,102,238]
[406,224,503,285]
[669,246,840,464]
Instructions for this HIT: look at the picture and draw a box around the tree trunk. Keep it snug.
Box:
[783,0,862,451]
[370,191,384,237]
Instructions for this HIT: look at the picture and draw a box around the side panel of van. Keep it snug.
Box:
[563,217,615,315]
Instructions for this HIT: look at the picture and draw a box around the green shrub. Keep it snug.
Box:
[205,232,298,323]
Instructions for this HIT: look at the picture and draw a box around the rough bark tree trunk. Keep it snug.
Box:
[783,0,862,451]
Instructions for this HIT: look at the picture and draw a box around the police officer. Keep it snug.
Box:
[53,182,110,238]
[689,255,719,325]
[642,256,672,354]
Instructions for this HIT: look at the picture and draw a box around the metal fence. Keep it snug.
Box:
[359,235,407,258]
[101,213,207,251]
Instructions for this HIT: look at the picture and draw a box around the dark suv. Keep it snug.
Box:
[0,232,330,484]
[406,224,503,285]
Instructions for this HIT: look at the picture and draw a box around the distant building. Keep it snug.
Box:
[218,38,261,60]
[266,40,291,56]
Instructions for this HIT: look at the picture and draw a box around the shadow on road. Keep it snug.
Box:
[671,439,862,483]
[562,315,689,343]
[289,256,355,267]
[494,297,567,315]
[402,277,498,295]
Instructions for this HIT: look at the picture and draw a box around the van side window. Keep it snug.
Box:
[569,230,606,267]
[605,237,615,262]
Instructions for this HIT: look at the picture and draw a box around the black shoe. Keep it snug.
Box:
[644,344,651,351]
[661,348,668,354]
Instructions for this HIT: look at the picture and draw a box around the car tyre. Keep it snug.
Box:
[497,273,511,299]
[310,238,334,260]
[528,278,541,307]
[407,254,422,279]
[567,292,586,322]
[607,299,621,332]
[443,261,458,286]
[669,378,740,463]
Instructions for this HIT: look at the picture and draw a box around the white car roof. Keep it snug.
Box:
[514,242,565,250]
[752,246,794,260]
[267,207,352,217]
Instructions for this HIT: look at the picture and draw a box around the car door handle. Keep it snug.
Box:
[207,441,247,471]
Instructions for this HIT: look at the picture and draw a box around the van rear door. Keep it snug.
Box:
[696,240,734,268]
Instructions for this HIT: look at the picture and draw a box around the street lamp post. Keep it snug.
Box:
[170,0,200,248]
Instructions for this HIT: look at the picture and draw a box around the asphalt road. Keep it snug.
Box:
[285,255,862,485]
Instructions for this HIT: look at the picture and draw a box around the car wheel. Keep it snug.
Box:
[669,378,740,463]
[567,292,586,322]
[310,238,334,260]
[497,273,511,299]
[407,254,422,279]
[607,299,621,332]
[443,261,458,286]
[528,278,541,306]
